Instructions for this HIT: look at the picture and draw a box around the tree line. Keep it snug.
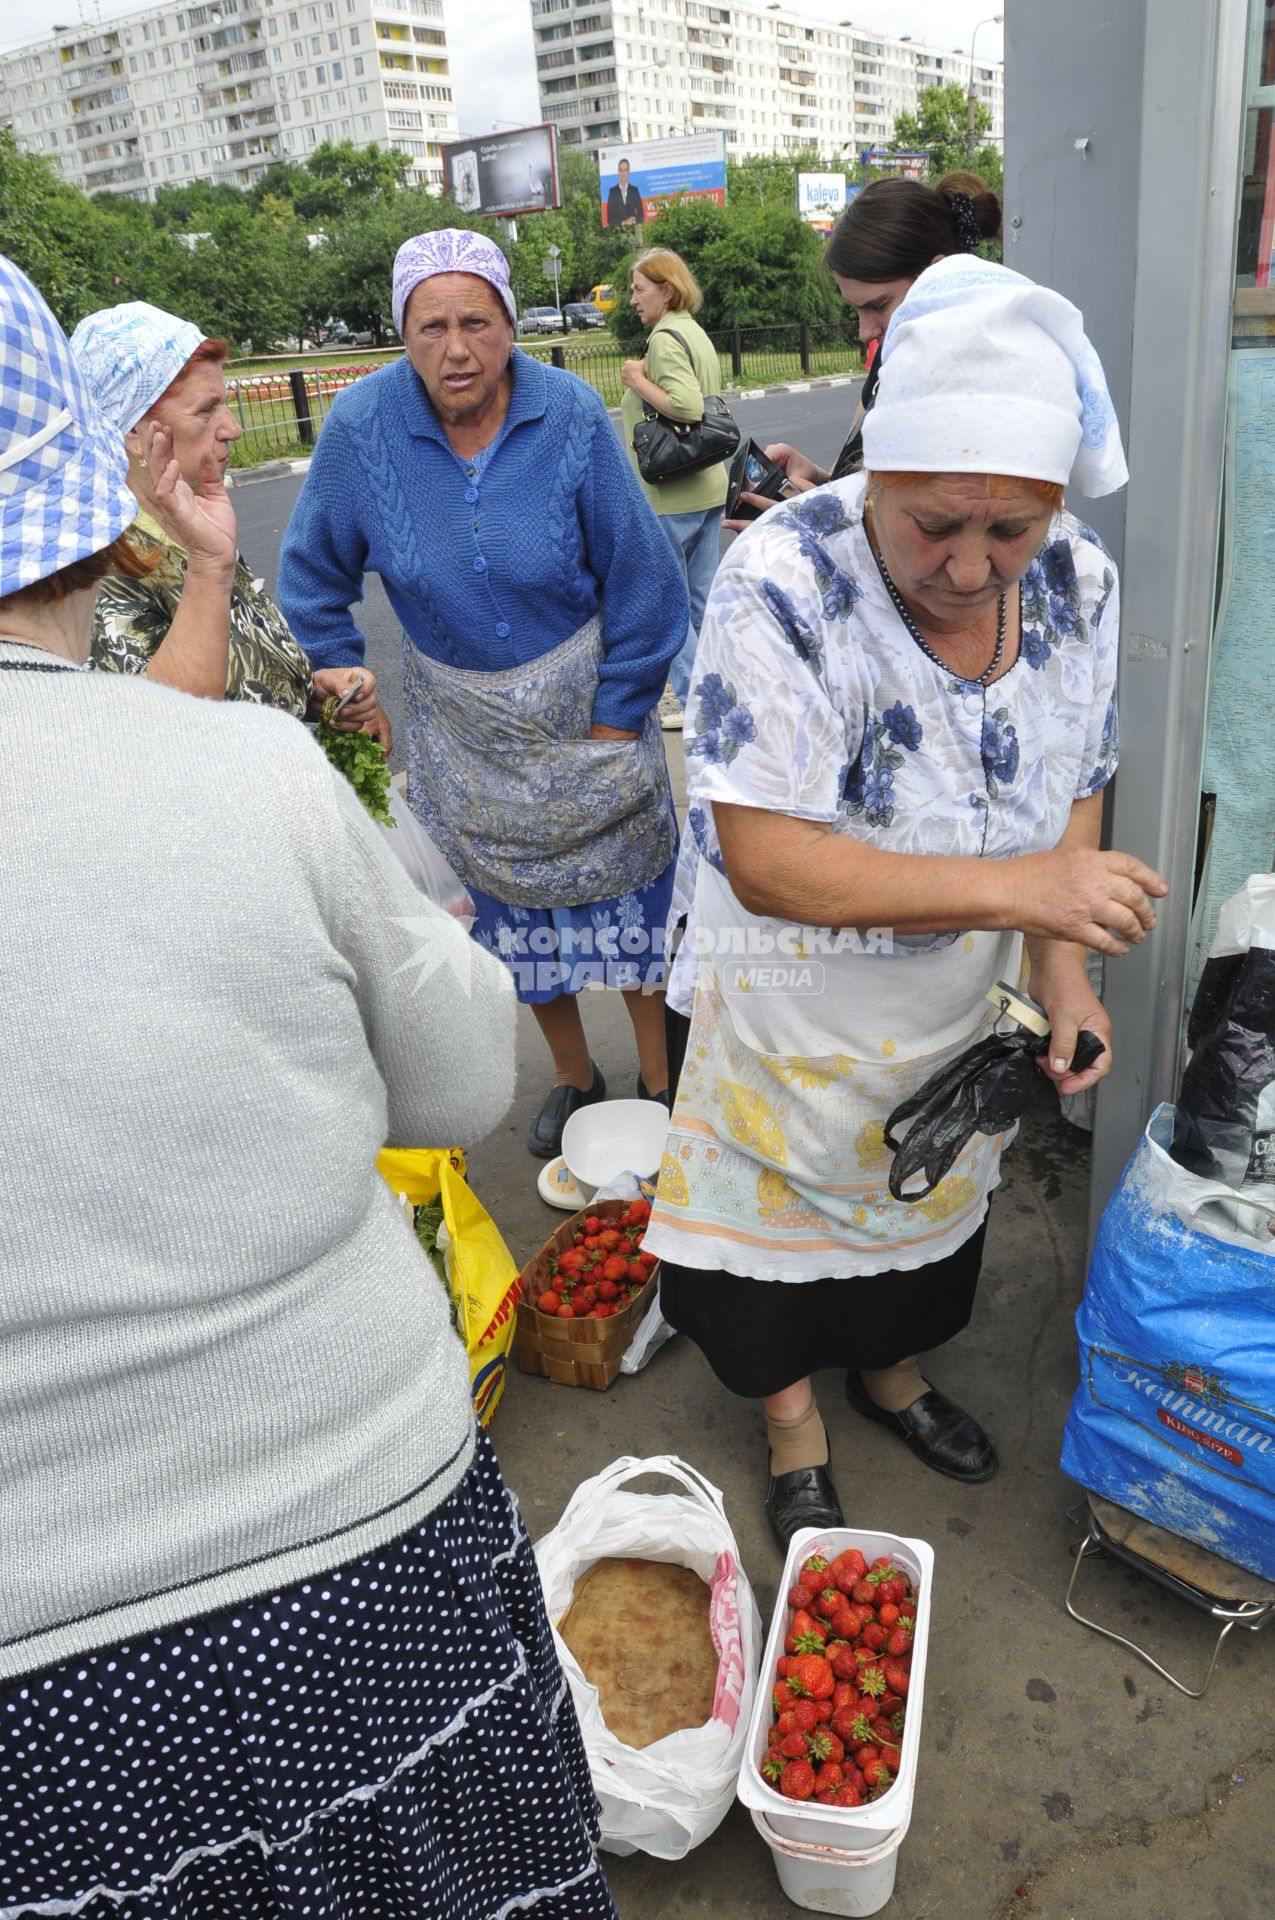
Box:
[0,83,999,355]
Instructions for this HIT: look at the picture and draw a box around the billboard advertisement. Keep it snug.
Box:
[797,171,848,229]
[597,133,726,229]
[861,149,929,182]
[441,123,560,220]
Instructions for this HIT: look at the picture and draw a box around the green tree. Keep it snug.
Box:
[890,82,1003,194]
[252,140,411,219]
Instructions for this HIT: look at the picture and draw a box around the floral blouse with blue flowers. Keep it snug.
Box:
[647,475,1120,1282]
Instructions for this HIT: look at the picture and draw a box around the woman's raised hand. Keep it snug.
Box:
[1007,845,1168,957]
[132,421,237,579]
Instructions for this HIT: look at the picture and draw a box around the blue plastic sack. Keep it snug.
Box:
[1060,1104,1275,1582]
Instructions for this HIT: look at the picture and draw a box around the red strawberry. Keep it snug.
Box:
[814,1587,843,1621]
[862,1759,893,1792]
[846,1765,867,1794]
[584,1215,602,1234]
[628,1197,651,1222]
[626,1262,646,1283]
[555,1303,577,1318]
[858,1621,887,1652]
[773,1680,801,1714]
[858,1664,887,1701]
[785,1610,827,1656]
[775,1708,798,1736]
[536,1290,561,1314]
[779,1730,809,1759]
[789,1655,835,1700]
[881,1660,910,1698]
[814,1762,844,1794]
[596,1279,619,1302]
[792,1699,819,1733]
[876,1602,900,1630]
[813,1699,833,1723]
[830,1606,857,1641]
[832,1782,864,1806]
[830,1705,862,1744]
[761,1747,785,1784]
[816,1731,845,1764]
[854,1744,879,1768]
[638,1249,658,1268]
[600,1254,629,1282]
[884,1626,913,1658]
[830,1644,861,1681]
[848,1713,875,1746]
[598,1229,622,1251]
[830,1547,868,1591]
[779,1761,816,1801]
[851,1579,876,1605]
[831,1682,859,1712]
[880,1743,903,1774]
[878,1691,904,1720]
[800,1554,830,1583]
[787,1583,817,1611]
[870,1716,895,1745]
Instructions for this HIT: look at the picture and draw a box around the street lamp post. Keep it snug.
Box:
[966,15,1002,168]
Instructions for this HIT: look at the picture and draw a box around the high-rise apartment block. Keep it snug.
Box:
[0,0,457,201]
[532,1,1003,162]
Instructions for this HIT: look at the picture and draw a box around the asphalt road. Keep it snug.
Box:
[230,377,863,769]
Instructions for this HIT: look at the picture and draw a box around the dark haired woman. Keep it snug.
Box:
[726,173,1001,526]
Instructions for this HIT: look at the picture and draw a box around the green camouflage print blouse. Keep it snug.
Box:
[92,513,314,716]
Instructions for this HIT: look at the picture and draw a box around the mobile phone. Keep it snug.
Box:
[725,440,797,521]
[332,673,366,716]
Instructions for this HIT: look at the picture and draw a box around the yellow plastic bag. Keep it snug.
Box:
[377,1146,521,1427]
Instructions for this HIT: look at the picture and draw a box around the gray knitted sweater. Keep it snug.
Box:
[0,646,516,1681]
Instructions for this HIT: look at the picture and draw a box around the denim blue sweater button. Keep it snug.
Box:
[472,555,488,573]
[464,486,479,504]
[495,620,511,639]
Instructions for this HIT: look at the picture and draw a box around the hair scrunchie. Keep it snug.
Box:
[945,191,984,254]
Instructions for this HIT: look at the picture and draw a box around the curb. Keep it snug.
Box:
[230,369,864,485]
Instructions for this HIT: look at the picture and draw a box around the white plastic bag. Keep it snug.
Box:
[589,1172,677,1372]
[381,787,475,929]
[534,1455,762,1860]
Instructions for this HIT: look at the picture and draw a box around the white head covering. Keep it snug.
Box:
[70,301,209,434]
[862,255,1128,498]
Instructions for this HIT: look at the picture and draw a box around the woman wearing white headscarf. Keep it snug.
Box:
[70,300,375,730]
[642,255,1168,1545]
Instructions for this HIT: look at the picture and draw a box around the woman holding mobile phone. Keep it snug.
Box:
[725,172,1001,529]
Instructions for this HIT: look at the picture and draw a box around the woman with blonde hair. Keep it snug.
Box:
[620,245,728,728]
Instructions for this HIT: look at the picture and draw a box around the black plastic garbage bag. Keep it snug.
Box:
[884,1023,1104,1202]
[1172,941,1275,1188]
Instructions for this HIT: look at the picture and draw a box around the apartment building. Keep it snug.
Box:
[532,0,1003,162]
[0,0,457,201]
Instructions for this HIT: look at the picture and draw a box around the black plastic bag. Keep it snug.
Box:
[884,1022,1104,1202]
[1172,943,1275,1188]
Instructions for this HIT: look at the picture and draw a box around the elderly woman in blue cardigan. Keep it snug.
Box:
[279,229,688,1156]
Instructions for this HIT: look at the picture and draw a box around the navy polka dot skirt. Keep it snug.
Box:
[0,1430,617,1919]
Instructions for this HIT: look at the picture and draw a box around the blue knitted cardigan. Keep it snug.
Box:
[277,350,690,731]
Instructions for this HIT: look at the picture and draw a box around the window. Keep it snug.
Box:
[310,34,321,51]
[329,29,338,46]
[353,54,363,71]
[349,25,359,42]
[316,62,325,79]
[293,39,303,54]
[332,59,342,76]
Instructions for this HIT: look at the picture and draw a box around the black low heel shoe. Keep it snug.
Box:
[765,1463,844,1549]
[845,1371,998,1483]
[637,1075,672,1112]
[527,1063,606,1158]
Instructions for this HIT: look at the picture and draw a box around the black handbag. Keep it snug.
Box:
[631,330,740,483]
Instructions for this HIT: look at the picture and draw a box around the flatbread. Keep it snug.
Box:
[558,1557,718,1749]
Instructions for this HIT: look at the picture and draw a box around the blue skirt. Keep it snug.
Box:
[470,854,675,1006]
[0,1432,617,1920]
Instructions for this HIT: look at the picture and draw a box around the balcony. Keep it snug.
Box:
[66,62,126,98]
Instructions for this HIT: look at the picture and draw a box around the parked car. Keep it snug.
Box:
[563,302,607,331]
[519,306,565,335]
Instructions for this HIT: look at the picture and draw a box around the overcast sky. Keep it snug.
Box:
[4,0,1004,140]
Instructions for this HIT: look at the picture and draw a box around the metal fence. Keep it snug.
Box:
[225,324,863,468]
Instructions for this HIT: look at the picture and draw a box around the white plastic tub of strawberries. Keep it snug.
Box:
[737,1525,934,1913]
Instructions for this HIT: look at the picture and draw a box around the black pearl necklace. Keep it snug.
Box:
[871,538,1007,688]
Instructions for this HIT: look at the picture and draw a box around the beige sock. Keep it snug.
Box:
[767,1401,830,1476]
[861,1358,929,1415]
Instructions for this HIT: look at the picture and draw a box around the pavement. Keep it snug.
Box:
[233,409,1271,1920]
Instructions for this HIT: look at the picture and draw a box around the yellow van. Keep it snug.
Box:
[588,283,618,314]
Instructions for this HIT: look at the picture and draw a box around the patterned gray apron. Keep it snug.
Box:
[402,616,676,909]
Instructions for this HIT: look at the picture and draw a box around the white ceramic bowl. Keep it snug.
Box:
[561,1098,669,1195]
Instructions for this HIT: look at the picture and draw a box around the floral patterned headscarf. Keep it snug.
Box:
[392,229,516,337]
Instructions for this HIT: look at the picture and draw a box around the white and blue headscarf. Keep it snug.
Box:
[0,255,133,599]
[862,255,1128,498]
[70,301,208,435]
[392,228,516,338]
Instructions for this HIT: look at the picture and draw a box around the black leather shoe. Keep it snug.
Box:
[527,1063,606,1159]
[637,1075,672,1112]
[845,1371,998,1483]
[765,1464,845,1549]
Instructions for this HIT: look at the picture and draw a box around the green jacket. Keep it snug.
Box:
[621,311,730,516]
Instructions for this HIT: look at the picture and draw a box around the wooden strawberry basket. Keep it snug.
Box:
[516,1197,659,1391]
